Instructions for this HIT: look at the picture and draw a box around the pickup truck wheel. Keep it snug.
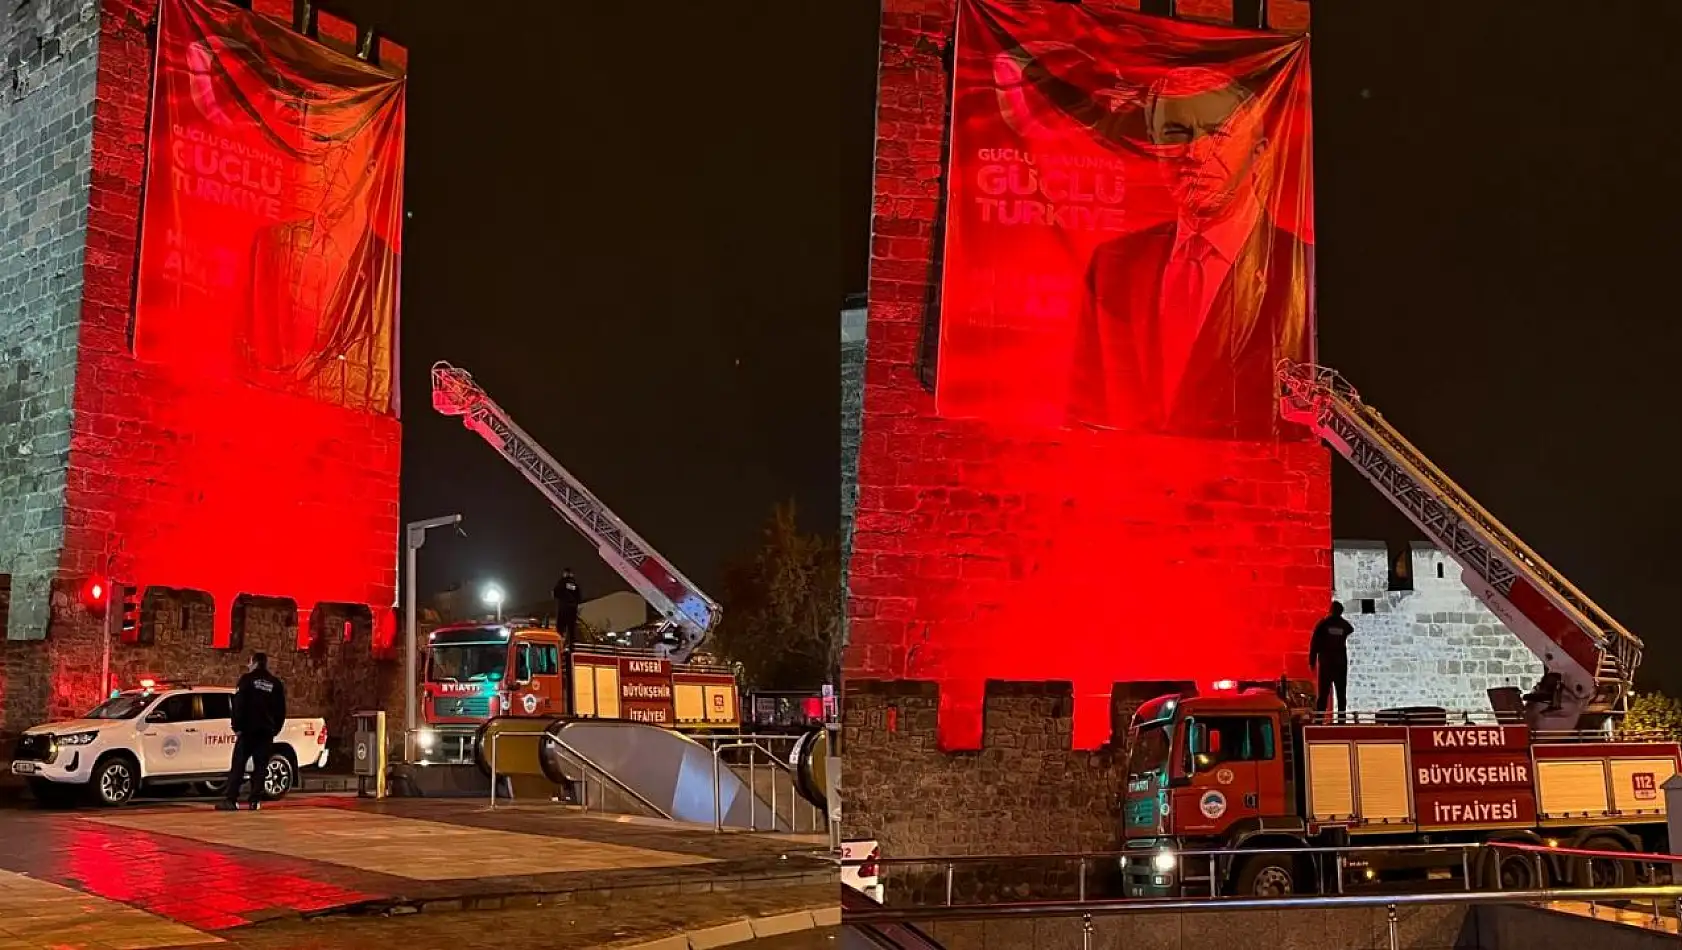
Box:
[261,753,295,800]
[1235,854,1299,897]
[91,755,140,807]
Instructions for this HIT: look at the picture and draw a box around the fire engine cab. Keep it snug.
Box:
[1120,682,1678,897]
[416,622,740,761]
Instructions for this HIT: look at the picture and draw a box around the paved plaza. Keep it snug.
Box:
[0,794,835,949]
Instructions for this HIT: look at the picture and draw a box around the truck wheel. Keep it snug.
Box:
[1235,854,1299,897]
[1570,837,1631,888]
[1476,845,1546,890]
[260,752,296,800]
[91,755,140,807]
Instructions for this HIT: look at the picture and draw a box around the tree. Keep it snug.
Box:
[1617,692,1682,743]
[711,501,841,691]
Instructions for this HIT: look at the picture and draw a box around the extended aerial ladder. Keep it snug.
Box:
[431,362,721,662]
[1277,360,1642,729]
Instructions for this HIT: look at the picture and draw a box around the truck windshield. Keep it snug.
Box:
[427,644,507,682]
[84,694,151,720]
[1127,722,1173,780]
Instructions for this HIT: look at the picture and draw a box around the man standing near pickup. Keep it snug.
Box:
[1308,601,1356,721]
[220,652,287,811]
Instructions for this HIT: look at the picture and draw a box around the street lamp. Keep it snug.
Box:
[482,583,505,623]
[404,514,463,759]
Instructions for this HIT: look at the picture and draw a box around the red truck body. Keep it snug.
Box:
[1120,684,1679,896]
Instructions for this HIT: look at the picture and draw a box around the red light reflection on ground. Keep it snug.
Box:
[58,822,374,930]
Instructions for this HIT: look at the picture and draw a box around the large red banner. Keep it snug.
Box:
[937,1,1314,440]
[135,0,406,415]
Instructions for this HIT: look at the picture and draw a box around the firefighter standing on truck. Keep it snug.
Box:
[554,568,583,644]
[1308,601,1355,721]
[219,652,287,811]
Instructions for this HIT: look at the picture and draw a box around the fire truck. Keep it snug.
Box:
[417,622,740,760]
[1118,363,1671,897]
[1119,682,1678,897]
[420,364,737,760]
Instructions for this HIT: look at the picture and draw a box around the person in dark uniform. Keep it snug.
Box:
[553,568,583,644]
[220,652,286,811]
[1308,602,1355,720]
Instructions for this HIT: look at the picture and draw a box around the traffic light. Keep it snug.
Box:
[119,585,141,643]
[80,575,110,617]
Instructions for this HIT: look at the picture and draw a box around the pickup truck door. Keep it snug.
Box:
[193,692,240,776]
[138,694,198,776]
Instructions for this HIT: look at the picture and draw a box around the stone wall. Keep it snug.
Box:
[1335,542,1542,715]
[0,0,409,738]
[845,679,1121,900]
[0,587,397,761]
[847,0,1323,753]
[840,296,867,645]
[0,0,101,640]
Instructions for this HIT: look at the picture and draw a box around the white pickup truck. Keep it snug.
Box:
[8,681,329,807]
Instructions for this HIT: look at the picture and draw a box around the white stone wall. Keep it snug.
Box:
[1335,543,1544,715]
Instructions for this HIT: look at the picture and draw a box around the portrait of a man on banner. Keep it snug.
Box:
[935,0,1314,441]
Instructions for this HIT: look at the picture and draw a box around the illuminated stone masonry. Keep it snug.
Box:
[1335,542,1544,715]
[0,0,408,734]
[845,0,1325,754]
[0,0,100,643]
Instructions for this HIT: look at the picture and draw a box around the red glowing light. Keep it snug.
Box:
[56,0,404,655]
[1212,680,1238,692]
[845,3,1329,751]
[81,576,110,613]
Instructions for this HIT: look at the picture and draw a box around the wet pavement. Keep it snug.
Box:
[0,794,835,948]
[143,885,838,949]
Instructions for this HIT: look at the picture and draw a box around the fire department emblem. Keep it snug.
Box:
[521,694,538,715]
[1199,790,1227,820]
[1215,768,1235,786]
[162,736,181,758]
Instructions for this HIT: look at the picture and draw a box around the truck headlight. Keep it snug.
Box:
[416,729,437,751]
[1152,851,1177,872]
[57,731,99,747]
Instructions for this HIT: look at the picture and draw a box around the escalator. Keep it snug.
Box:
[841,886,946,949]
[538,719,792,829]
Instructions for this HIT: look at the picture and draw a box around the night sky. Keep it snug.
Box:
[339,2,1678,694]
[328,1,845,616]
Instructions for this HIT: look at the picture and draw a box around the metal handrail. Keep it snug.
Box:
[486,729,671,820]
[847,839,1679,911]
[699,732,830,836]
[853,840,1488,867]
[841,885,1682,923]
[709,739,826,835]
[848,838,1681,868]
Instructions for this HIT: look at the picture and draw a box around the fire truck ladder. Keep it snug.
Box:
[1277,360,1641,719]
[431,362,722,662]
